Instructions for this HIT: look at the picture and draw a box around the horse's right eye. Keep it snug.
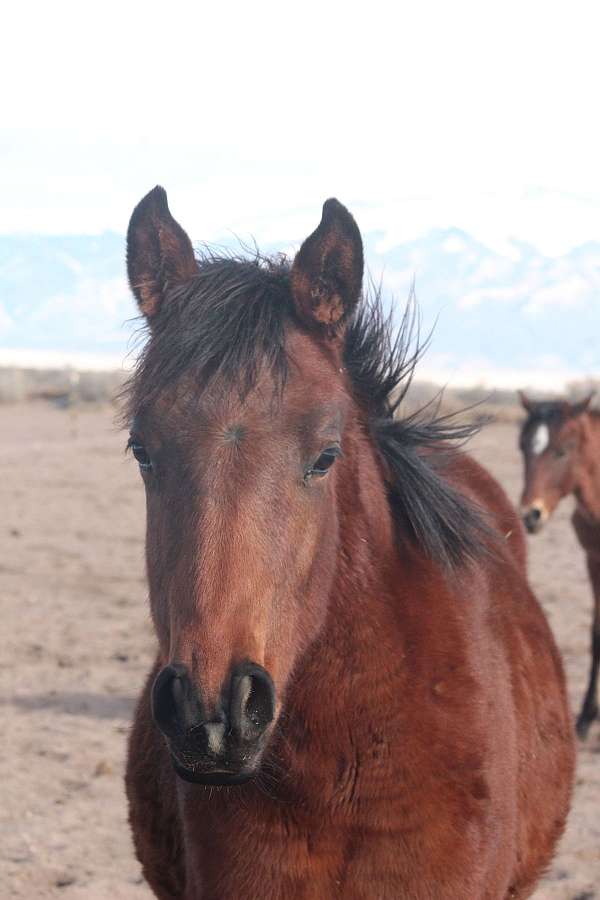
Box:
[128,439,153,471]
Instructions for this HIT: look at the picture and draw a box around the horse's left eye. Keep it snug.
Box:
[128,439,153,471]
[307,447,341,478]
[553,447,568,459]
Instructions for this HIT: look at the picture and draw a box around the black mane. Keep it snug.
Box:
[123,247,488,570]
[124,248,291,417]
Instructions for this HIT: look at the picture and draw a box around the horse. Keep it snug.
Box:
[123,186,574,899]
[518,390,599,739]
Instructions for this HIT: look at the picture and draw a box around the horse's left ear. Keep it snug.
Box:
[127,186,198,320]
[291,198,363,332]
[571,391,595,416]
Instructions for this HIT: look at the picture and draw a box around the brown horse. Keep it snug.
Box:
[519,390,600,739]
[123,186,574,900]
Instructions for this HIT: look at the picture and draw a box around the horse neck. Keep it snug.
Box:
[575,413,600,520]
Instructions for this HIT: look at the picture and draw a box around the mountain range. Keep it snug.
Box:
[1,228,598,387]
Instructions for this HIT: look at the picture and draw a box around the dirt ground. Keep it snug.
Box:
[1,403,599,899]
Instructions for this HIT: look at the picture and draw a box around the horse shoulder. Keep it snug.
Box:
[436,451,574,891]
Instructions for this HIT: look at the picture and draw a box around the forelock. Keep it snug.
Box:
[122,249,292,422]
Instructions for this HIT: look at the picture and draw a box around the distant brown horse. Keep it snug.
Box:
[123,186,574,900]
[519,390,599,739]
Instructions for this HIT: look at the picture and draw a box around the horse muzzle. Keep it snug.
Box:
[151,661,276,785]
[521,501,548,534]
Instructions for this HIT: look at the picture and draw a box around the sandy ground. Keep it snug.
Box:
[1,403,598,899]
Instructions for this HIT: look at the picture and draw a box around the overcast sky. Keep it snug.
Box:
[3,0,600,255]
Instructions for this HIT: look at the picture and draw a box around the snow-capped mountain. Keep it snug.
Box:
[1,228,599,385]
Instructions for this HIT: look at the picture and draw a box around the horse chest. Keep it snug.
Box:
[182,820,407,899]
[179,788,498,900]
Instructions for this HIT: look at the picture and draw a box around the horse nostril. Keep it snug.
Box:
[229,663,275,743]
[523,507,544,533]
[151,664,204,738]
[152,662,275,752]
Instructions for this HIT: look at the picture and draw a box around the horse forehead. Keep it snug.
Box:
[140,328,346,438]
[530,422,550,455]
[284,329,346,397]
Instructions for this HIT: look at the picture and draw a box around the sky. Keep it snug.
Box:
[2,0,600,386]
[3,0,600,256]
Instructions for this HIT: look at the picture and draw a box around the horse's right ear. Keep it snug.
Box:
[570,391,595,416]
[127,186,198,320]
[518,390,533,412]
